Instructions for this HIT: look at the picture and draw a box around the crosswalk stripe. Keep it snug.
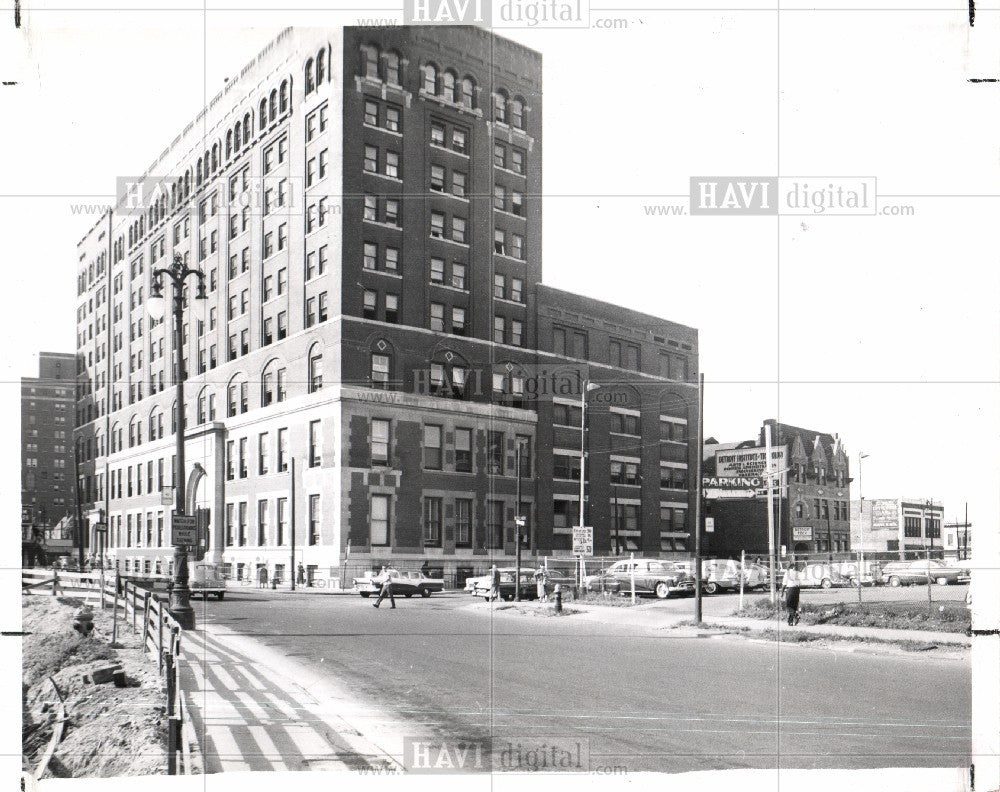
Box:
[233,690,272,722]
[210,664,240,691]
[248,725,292,771]
[205,726,251,773]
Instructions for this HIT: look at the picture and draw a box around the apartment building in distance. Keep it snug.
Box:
[73,26,700,586]
[850,497,955,558]
[22,352,77,530]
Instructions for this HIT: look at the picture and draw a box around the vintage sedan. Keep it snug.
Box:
[353,569,444,598]
[798,563,852,589]
[473,570,539,600]
[882,559,969,587]
[465,567,529,594]
[585,558,694,598]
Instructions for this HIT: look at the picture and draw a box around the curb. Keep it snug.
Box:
[700,618,972,648]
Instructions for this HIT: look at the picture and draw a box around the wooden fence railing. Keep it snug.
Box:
[22,569,199,775]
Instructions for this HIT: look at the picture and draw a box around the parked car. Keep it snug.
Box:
[585,558,694,599]
[836,560,883,587]
[798,563,852,589]
[882,559,969,587]
[701,559,743,594]
[473,570,539,600]
[354,569,445,598]
[464,567,530,594]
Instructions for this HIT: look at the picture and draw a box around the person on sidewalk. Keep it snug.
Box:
[486,565,501,602]
[258,566,268,589]
[297,563,305,586]
[373,566,396,609]
[783,564,801,626]
[534,567,548,602]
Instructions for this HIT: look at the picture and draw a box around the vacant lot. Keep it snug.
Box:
[736,598,969,633]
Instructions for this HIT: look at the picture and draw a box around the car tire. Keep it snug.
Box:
[655,581,670,599]
[421,589,431,598]
[405,592,413,598]
[704,582,717,595]
[360,592,370,598]
[936,577,949,586]
[888,576,901,587]
[821,578,832,589]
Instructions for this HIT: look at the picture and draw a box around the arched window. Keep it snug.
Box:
[442,70,457,103]
[128,227,133,247]
[494,90,508,123]
[196,387,209,425]
[171,183,177,208]
[129,415,141,447]
[385,51,400,85]
[243,112,251,143]
[308,344,323,393]
[305,57,315,94]
[795,502,806,518]
[211,143,219,171]
[370,346,393,390]
[461,76,475,107]
[259,99,267,130]
[139,216,145,237]
[362,45,379,79]
[226,130,232,159]
[280,80,289,113]
[316,49,326,84]
[184,170,191,197]
[422,63,438,94]
[261,359,283,406]
[110,422,120,453]
[196,158,203,186]
[170,400,177,434]
[226,375,248,417]
[269,89,278,122]
[511,96,525,129]
[234,122,241,151]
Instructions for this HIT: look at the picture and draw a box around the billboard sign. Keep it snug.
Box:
[871,499,899,530]
[792,526,813,542]
[714,446,787,482]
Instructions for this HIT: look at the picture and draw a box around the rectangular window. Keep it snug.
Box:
[487,431,504,475]
[423,497,443,547]
[516,436,532,478]
[277,428,288,471]
[364,99,378,126]
[309,420,321,467]
[452,128,466,153]
[257,499,268,546]
[455,427,472,472]
[385,246,399,271]
[238,502,247,546]
[511,320,523,347]
[494,273,506,299]
[371,353,390,389]
[363,290,377,320]
[258,432,269,475]
[430,165,445,192]
[493,316,505,344]
[455,498,472,547]
[451,307,466,335]
[431,212,445,238]
[385,151,399,178]
[452,263,466,289]
[430,303,445,332]
[363,242,377,270]
[371,419,390,466]
[371,495,390,546]
[452,171,466,197]
[430,257,445,283]
[431,123,445,146]
[239,437,247,478]
[308,494,320,545]
[386,106,400,131]
[452,217,466,243]
[276,497,287,545]
[424,424,443,469]
[487,500,504,549]
[385,293,399,324]
[364,146,377,172]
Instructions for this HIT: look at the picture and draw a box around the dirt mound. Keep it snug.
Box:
[22,596,168,777]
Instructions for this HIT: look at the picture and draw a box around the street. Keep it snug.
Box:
[187,588,971,773]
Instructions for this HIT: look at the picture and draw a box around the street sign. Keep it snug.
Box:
[161,487,175,506]
[572,526,593,557]
[792,526,813,541]
[705,517,715,533]
[514,517,526,527]
[704,488,757,500]
[94,522,108,533]
[171,514,197,545]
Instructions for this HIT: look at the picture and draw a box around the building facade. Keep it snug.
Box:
[73,26,700,586]
[850,497,954,558]
[702,420,852,559]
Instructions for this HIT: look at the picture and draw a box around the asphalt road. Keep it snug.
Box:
[197,589,970,773]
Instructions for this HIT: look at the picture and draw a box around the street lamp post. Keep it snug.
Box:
[857,452,869,604]
[147,253,207,631]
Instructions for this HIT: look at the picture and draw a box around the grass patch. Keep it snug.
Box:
[734,598,969,633]
[574,592,647,607]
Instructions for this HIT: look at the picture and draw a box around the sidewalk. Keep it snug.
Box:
[700,615,972,647]
[179,624,410,772]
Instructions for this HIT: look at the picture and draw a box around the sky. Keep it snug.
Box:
[2,1,998,543]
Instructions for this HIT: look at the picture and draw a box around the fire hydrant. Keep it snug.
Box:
[271,576,278,590]
[73,606,94,636]
[553,584,562,613]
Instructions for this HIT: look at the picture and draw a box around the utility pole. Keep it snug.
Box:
[290,457,296,591]
[764,424,777,604]
[515,444,522,601]
[693,372,704,622]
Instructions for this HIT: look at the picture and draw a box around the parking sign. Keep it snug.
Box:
[572,526,593,557]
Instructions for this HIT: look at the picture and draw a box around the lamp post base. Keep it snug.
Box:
[170,546,196,630]
[169,602,196,630]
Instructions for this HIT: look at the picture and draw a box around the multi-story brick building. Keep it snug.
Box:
[73,26,700,586]
[703,420,852,559]
[22,352,78,561]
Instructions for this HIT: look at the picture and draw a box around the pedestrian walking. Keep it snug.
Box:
[534,567,548,601]
[373,566,396,609]
[297,563,305,585]
[258,566,268,589]
[488,565,501,602]
[783,564,801,626]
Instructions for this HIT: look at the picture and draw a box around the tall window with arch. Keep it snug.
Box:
[316,49,326,84]
[308,345,323,393]
[461,77,475,107]
[494,90,508,123]
[385,51,400,84]
[442,71,457,103]
[423,63,437,94]
[279,81,289,114]
[511,96,525,129]
[305,58,314,94]
[363,45,379,79]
